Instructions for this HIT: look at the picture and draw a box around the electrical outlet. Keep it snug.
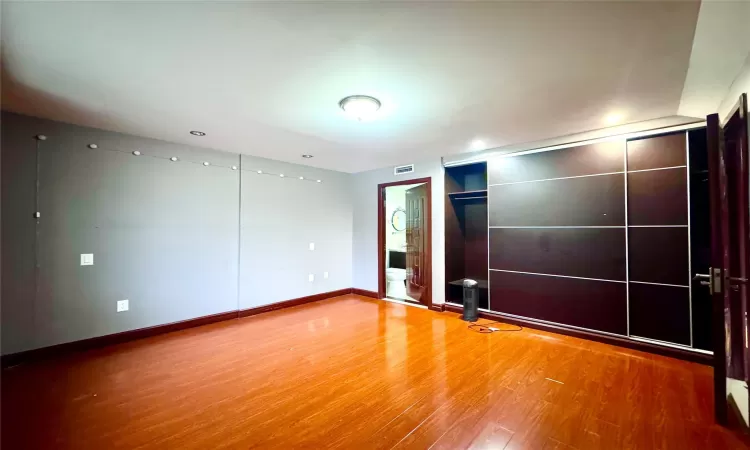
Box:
[116,299,129,312]
[324,271,329,279]
[308,274,314,282]
[80,254,94,266]
[309,242,315,251]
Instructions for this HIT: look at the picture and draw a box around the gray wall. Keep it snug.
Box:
[1,112,352,355]
[238,156,352,308]
[351,160,445,304]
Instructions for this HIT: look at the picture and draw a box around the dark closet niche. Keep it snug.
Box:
[445,162,489,307]
[688,127,711,351]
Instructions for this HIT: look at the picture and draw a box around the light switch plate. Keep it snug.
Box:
[308,274,314,282]
[324,272,329,279]
[80,254,94,266]
[309,242,315,251]
[117,299,129,312]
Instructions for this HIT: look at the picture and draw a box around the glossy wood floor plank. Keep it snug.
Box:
[2,294,747,449]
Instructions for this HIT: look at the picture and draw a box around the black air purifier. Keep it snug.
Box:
[462,279,479,322]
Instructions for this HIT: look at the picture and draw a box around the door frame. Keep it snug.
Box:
[377,177,432,308]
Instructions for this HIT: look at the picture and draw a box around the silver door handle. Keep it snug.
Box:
[694,270,722,294]
[693,275,711,286]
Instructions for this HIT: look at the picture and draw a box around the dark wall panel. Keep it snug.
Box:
[488,174,624,226]
[489,271,627,335]
[628,168,688,225]
[488,141,623,184]
[464,202,488,280]
[446,162,487,193]
[489,228,625,281]
[444,195,466,294]
[629,227,689,285]
[629,283,691,345]
[627,133,686,171]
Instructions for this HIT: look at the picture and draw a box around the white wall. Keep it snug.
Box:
[718,54,750,122]
[351,160,445,304]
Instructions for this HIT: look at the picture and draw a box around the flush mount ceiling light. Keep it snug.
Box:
[302,154,314,159]
[339,95,381,121]
[190,131,206,136]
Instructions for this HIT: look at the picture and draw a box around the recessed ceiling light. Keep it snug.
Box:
[604,113,624,126]
[257,170,263,174]
[302,154,314,159]
[279,174,285,178]
[339,95,381,121]
[202,161,210,166]
[88,144,98,149]
[316,180,322,183]
[170,156,177,161]
[190,131,206,136]
[299,176,304,180]
[469,139,487,151]
[231,165,238,170]
[133,150,141,156]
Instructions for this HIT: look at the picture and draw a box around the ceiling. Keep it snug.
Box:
[0,1,728,173]
[678,0,750,119]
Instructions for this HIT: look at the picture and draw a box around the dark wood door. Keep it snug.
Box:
[707,93,749,424]
[405,184,428,303]
[707,111,730,424]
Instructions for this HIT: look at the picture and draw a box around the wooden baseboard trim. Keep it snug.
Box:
[2,288,353,369]
[238,288,352,318]
[438,303,712,365]
[429,303,445,312]
[1,310,238,369]
[351,288,380,299]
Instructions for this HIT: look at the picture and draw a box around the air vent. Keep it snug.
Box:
[394,164,415,175]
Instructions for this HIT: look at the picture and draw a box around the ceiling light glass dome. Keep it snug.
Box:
[339,95,381,121]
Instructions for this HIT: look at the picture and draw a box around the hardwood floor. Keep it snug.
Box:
[1,294,747,449]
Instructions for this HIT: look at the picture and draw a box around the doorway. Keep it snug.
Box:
[378,177,432,308]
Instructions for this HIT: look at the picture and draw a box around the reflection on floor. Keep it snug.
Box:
[2,294,747,449]
[384,296,426,309]
[388,291,417,302]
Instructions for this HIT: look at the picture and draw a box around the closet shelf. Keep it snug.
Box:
[448,278,489,289]
[447,190,488,200]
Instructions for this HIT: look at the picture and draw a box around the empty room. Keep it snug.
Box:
[2,1,750,448]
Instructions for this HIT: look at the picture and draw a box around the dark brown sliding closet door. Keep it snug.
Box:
[626,133,691,345]
[487,141,627,335]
